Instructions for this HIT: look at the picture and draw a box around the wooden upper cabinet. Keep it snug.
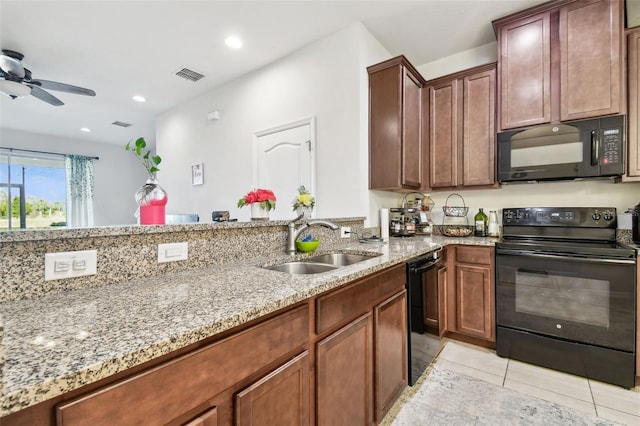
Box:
[429,78,460,188]
[427,63,496,189]
[463,68,496,186]
[498,11,551,130]
[627,27,640,178]
[368,55,426,191]
[560,0,623,121]
[403,69,423,188]
[494,0,623,130]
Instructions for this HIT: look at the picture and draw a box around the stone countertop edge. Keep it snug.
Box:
[0,235,497,417]
[0,217,365,243]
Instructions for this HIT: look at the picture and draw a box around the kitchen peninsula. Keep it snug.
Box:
[0,220,495,425]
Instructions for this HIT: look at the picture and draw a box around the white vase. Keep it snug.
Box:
[296,206,313,220]
[251,203,269,221]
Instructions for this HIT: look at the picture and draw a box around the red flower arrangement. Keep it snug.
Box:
[237,188,277,211]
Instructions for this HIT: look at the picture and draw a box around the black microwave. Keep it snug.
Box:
[497,115,625,183]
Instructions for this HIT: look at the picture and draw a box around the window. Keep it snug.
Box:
[0,150,66,230]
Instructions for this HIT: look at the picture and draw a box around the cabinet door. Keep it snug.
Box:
[374,290,407,423]
[369,64,402,190]
[463,67,495,186]
[235,351,309,426]
[560,0,622,121]
[429,79,460,188]
[402,68,423,188]
[316,313,373,426]
[455,264,494,341]
[628,28,640,178]
[184,407,218,426]
[498,11,551,129]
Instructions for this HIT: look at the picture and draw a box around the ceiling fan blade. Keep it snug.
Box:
[31,79,95,96]
[0,54,25,79]
[30,85,64,106]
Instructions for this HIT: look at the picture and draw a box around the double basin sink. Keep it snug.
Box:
[264,252,381,274]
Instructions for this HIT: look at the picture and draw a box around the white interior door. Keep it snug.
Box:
[254,118,314,220]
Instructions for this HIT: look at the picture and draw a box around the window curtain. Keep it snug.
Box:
[65,155,94,228]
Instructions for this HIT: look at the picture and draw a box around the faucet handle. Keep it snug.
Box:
[291,213,304,223]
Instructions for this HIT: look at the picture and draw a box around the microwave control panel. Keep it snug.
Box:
[601,127,622,165]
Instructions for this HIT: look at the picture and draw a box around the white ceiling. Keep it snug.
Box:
[1,0,586,148]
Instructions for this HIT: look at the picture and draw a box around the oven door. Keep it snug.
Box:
[496,248,636,352]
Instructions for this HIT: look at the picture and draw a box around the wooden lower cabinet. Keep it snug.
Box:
[444,245,495,345]
[184,408,218,426]
[235,351,309,426]
[3,265,408,426]
[374,290,407,423]
[316,313,374,426]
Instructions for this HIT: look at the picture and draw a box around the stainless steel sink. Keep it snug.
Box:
[306,252,381,266]
[264,261,339,274]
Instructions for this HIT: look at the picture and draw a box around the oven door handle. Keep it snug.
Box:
[410,259,440,274]
[497,249,636,265]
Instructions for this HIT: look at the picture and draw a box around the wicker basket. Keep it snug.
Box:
[441,193,471,237]
[442,193,469,217]
[440,225,473,237]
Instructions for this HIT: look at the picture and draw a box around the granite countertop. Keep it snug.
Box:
[0,235,496,417]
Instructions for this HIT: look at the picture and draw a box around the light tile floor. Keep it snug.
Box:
[434,340,640,425]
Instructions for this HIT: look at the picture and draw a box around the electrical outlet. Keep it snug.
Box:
[45,250,97,281]
[158,242,188,263]
[340,227,351,238]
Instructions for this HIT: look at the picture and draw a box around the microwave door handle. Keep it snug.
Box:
[591,130,599,166]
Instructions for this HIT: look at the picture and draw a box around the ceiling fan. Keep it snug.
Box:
[0,49,96,106]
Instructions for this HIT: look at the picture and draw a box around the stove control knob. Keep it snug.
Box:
[603,211,614,221]
[591,213,601,221]
[504,210,514,222]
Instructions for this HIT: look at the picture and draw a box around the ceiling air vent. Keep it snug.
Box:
[112,121,132,128]
[175,67,205,82]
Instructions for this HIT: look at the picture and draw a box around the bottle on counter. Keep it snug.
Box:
[474,208,488,237]
[488,210,499,237]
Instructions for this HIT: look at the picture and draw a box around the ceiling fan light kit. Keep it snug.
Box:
[0,49,96,106]
[0,79,31,98]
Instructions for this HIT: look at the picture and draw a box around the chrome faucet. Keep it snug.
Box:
[286,214,339,255]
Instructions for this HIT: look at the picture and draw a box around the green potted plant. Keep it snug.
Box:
[125,137,167,225]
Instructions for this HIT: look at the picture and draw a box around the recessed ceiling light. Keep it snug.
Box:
[80,127,92,133]
[132,95,146,103]
[225,36,243,49]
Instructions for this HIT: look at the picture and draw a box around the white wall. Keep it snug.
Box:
[157,23,390,223]
[0,128,147,226]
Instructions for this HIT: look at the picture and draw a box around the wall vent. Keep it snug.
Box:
[112,121,132,128]
[175,67,205,82]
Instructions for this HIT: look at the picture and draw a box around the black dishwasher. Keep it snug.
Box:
[406,249,442,385]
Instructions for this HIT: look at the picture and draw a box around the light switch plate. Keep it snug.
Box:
[158,242,188,263]
[45,250,97,281]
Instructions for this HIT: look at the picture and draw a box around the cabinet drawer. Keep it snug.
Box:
[57,304,309,426]
[455,246,492,265]
[316,264,405,335]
